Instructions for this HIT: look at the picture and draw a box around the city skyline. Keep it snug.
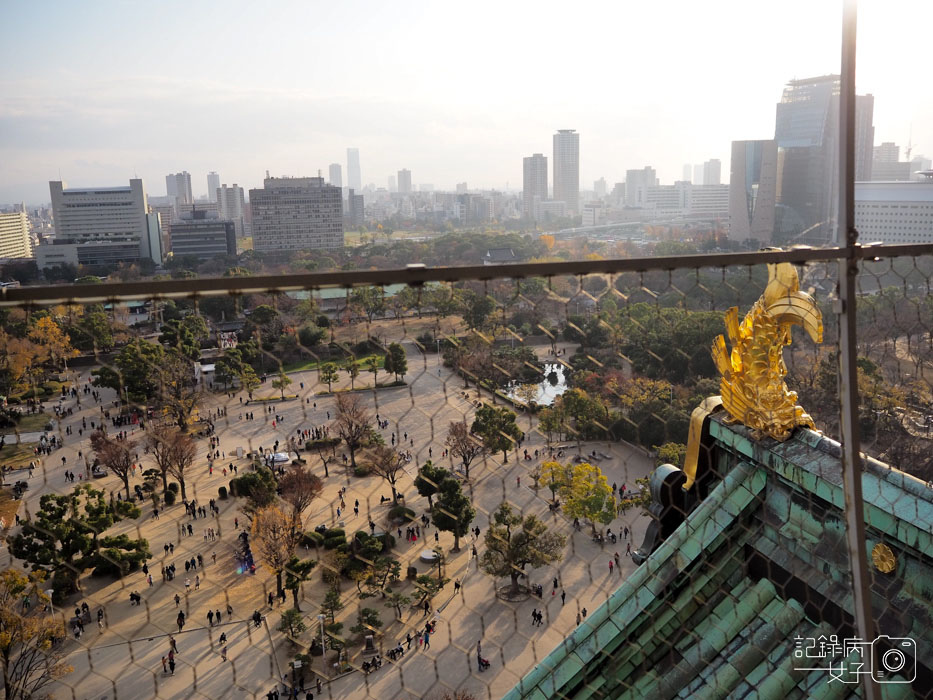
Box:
[2,0,933,204]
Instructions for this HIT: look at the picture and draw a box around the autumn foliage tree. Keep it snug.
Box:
[560,462,617,535]
[480,503,566,596]
[0,569,72,700]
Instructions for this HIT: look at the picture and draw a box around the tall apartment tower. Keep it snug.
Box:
[703,159,722,186]
[397,169,412,195]
[217,184,248,237]
[522,153,548,219]
[207,172,220,202]
[625,167,658,207]
[166,172,193,206]
[249,176,343,252]
[347,148,362,191]
[729,140,778,243]
[0,211,34,259]
[553,129,580,214]
[329,163,343,188]
[774,75,874,244]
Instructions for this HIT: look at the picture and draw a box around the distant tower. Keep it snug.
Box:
[166,172,192,206]
[207,172,220,202]
[329,163,343,188]
[553,129,580,214]
[347,148,362,191]
[523,154,548,219]
[729,140,778,243]
[703,159,721,186]
[397,169,412,195]
[683,164,692,182]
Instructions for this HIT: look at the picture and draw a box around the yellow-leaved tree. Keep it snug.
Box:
[29,316,78,371]
[560,462,617,535]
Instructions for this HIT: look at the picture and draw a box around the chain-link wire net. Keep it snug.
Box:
[0,252,930,699]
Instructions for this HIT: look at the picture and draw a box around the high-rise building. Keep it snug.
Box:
[729,140,778,243]
[774,75,874,244]
[703,159,722,186]
[347,148,362,192]
[456,182,468,194]
[871,142,911,181]
[39,179,162,268]
[387,175,396,193]
[216,184,249,238]
[694,164,704,186]
[625,167,658,207]
[683,164,693,182]
[594,177,607,198]
[522,154,548,219]
[553,129,580,214]
[397,169,412,195]
[0,211,34,259]
[166,172,193,206]
[207,172,220,202]
[329,163,343,188]
[249,176,343,252]
[347,189,365,228]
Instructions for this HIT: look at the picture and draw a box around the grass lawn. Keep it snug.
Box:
[0,412,53,436]
[281,353,385,374]
[0,442,36,470]
[0,488,20,531]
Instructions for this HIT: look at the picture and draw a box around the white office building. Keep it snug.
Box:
[329,163,343,188]
[217,184,248,238]
[854,174,933,244]
[249,176,343,252]
[0,211,34,259]
[207,171,220,202]
[553,130,580,214]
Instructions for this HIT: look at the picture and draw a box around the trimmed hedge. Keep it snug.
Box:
[305,437,341,450]
[218,486,228,500]
[302,531,324,548]
[388,505,415,523]
[353,465,372,477]
[163,490,176,506]
[167,482,180,494]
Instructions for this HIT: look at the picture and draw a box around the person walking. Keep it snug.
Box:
[207,610,214,626]
[422,631,431,650]
[531,609,538,627]
[174,594,181,607]
[168,658,176,675]
[626,542,632,556]
[170,635,179,653]
[609,560,614,574]
[221,645,228,662]
[161,656,167,674]
[561,590,566,605]
[406,632,412,650]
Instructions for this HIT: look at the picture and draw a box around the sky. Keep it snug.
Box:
[2,0,932,205]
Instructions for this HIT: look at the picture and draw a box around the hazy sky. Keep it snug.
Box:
[2,0,931,204]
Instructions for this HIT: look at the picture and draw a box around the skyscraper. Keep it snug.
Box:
[682,165,692,182]
[594,177,607,198]
[207,171,220,202]
[729,140,778,243]
[166,172,193,206]
[703,159,722,186]
[774,75,874,244]
[553,129,580,214]
[249,176,343,252]
[522,154,548,219]
[0,211,33,259]
[217,184,248,237]
[347,148,362,191]
[329,163,343,188]
[397,169,412,195]
[625,167,658,207]
[693,164,704,186]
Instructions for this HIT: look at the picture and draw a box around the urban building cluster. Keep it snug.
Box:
[3,74,933,272]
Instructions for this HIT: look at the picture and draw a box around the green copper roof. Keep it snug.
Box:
[507,419,933,699]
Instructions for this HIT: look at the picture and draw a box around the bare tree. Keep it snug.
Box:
[370,445,407,503]
[153,351,203,431]
[251,505,300,596]
[333,393,371,468]
[445,420,485,480]
[0,568,73,700]
[279,465,323,532]
[166,431,197,500]
[145,424,178,492]
[90,430,136,500]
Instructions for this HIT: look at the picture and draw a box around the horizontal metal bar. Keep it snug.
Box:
[3,243,932,306]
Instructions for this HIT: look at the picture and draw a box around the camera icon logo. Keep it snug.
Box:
[871,636,916,683]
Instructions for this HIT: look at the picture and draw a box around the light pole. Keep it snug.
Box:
[317,614,326,676]
[435,338,441,366]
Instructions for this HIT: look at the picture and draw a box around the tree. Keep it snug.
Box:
[369,445,406,502]
[94,338,164,403]
[0,330,41,398]
[67,311,113,352]
[279,466,323,531]
[90,430,137,500]
[319,362,339,393]
[272,370,293,399]
[158,318,200,361]
[431,478,475,552]
[297,324,326,348]
[383,343,407,382]
[344,362,360,390]
[321,588,344,623]
[333,393,371,468]
[240,366,261,399]
[0,569,72,700]
[251,505,300,596]
[464,292,495,330]
[540,460,571,504]
[537,406,563,445]
[445,420,485,479]
[283,556,317,611]
[560,462,616,535]
[154,350,203,431]
[10,486,148,597]
[349,607,383,636]
[230,469,278,518]
[480,503,566,596]
[414,461,451,507]
[161,430,196,501]
[470,404,523,463]
[278,608,307,641]
[384,590,412,619]
[145,425,179,492]
[365,356,380,386]
[350,286,386,323]
[29,316,78,371]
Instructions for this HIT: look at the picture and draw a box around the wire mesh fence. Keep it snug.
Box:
[0,248,931,699]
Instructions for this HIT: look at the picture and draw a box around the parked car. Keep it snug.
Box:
[91,465,108,478]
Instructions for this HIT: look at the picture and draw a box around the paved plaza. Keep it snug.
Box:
[1,340,655,700]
